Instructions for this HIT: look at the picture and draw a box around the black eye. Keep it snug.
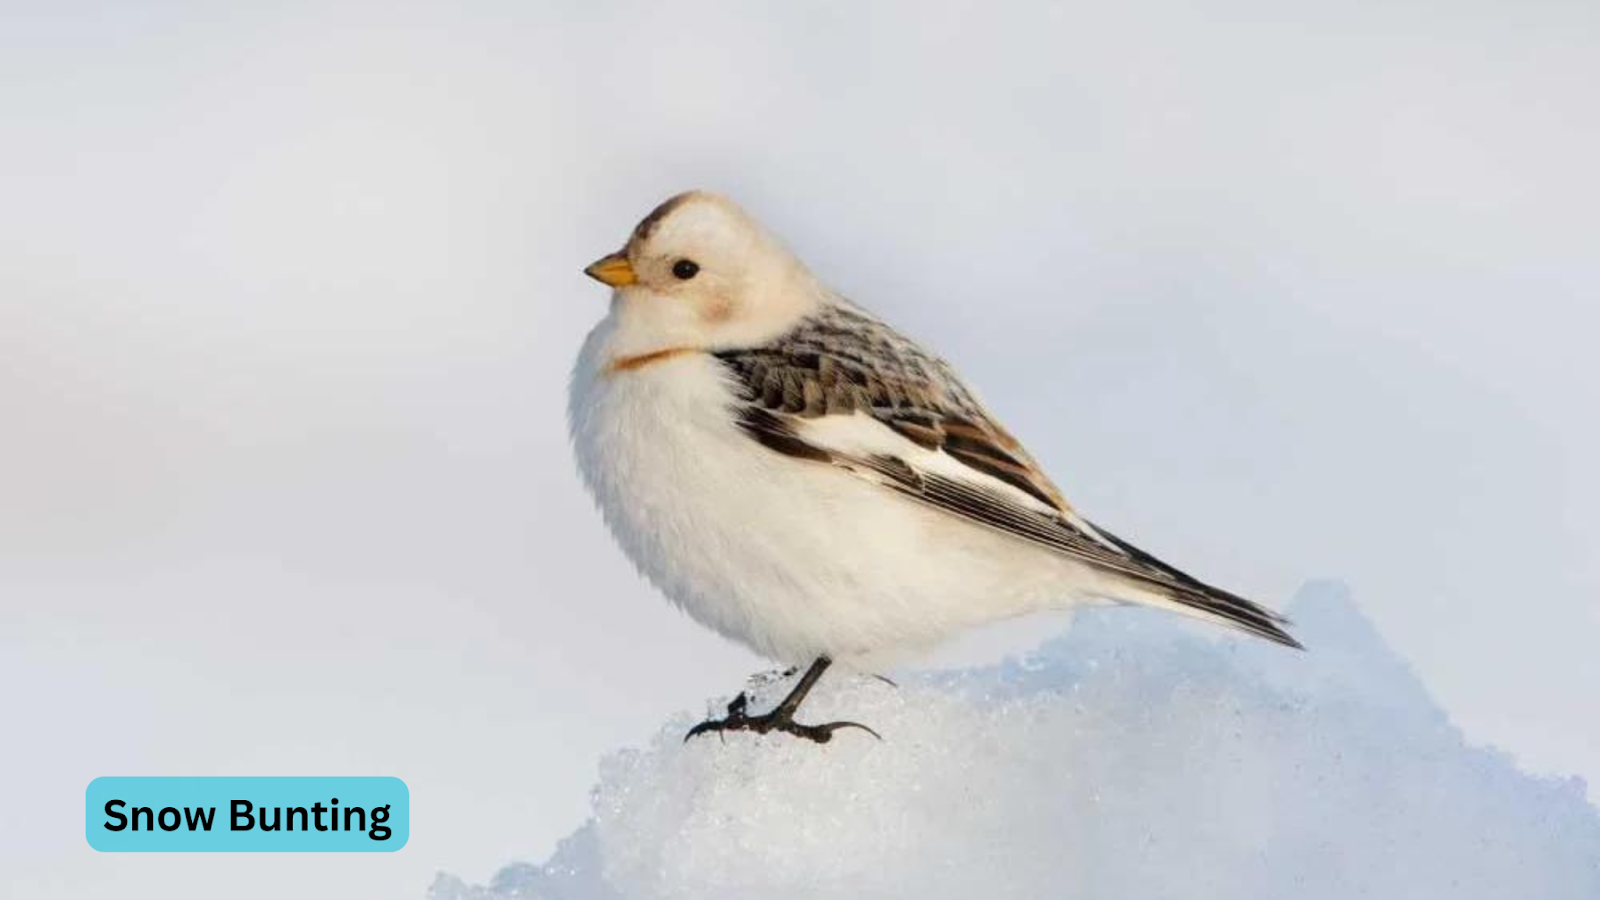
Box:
[672,259,700,280]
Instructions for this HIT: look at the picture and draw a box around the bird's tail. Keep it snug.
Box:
[1087,523,1303,649]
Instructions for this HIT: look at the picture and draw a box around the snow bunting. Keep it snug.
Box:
[570,191,1299,742]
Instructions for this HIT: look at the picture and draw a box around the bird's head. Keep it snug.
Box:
[583,191,822,351]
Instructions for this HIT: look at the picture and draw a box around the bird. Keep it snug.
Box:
[569,190,1300,743]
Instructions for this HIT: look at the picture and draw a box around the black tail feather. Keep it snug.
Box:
[1089,523,1304,650]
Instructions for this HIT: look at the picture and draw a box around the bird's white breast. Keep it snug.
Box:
[568,327,1084,667]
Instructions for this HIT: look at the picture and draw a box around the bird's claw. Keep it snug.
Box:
[684,692,881,744]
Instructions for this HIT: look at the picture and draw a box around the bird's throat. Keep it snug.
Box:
[605,346,700,375]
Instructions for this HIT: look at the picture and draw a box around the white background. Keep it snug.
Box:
[2,2,1596,898]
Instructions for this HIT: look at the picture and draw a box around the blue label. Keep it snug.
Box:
[86,777,408,852]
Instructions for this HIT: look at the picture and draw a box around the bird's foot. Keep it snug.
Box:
[684,692,880,744]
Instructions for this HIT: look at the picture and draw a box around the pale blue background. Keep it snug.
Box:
[2,1,1596,898]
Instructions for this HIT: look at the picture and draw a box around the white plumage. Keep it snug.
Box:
[572,325,1098,668]
[569,191,1296,677]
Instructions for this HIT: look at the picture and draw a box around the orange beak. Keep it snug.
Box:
[584,252,637,287]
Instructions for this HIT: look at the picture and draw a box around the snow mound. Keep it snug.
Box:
[431,581,1600,900]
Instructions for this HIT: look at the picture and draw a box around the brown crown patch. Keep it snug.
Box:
[630,192,697,246]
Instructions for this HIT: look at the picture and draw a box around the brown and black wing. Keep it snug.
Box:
[714,303,1069,511]
[714,303,1300,649]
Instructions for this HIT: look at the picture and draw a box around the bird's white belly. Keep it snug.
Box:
[570,353,1079,667]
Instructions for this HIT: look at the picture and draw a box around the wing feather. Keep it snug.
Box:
[717,302,1300,649]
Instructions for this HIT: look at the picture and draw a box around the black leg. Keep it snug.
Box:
[769,656,831,717]
[685,656,881,744]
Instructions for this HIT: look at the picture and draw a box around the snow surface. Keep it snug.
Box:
[431,582,1600,900]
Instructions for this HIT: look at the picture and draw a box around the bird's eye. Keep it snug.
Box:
[672,259,700,280]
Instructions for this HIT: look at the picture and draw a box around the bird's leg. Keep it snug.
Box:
[684,656,881,744]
